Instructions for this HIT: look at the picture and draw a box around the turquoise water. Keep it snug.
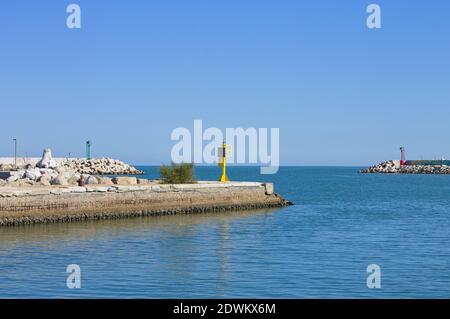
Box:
[1,166,450,298]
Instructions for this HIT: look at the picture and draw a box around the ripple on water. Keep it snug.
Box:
[1,167,450,298]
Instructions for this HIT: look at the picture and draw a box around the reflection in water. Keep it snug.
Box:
[0,208,280,298]
[217,222,230,297]
[0,209,276,253]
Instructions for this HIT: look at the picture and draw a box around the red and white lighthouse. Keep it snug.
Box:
[400,147,406,166]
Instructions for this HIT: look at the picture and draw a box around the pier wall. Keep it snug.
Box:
[0,182,291,226]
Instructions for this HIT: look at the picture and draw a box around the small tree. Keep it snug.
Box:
[160,162,196,184]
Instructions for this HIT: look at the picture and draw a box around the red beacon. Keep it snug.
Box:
[400,147,406,166]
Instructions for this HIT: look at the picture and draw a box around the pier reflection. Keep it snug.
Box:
[217,221,231,297]
[0,208,283,298]
[0,209,278,253]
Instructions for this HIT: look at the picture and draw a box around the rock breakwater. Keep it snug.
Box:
[61,158,143,175]
[360,160,450,174]
[0,148,144,188]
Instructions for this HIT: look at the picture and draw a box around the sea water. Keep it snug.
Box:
[0,166,449,298]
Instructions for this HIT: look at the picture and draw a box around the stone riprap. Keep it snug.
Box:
[0,182,292,226]
[360,160,450,174]
[60,158,143,175]
[0,148,143,187]
[0,166,142,187]
[0,157,73,170]
[0,149,143,175]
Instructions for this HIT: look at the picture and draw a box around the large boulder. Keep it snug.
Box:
[36,148,59,169]
[6,171,25,182]
[0,164,13,171]
[51,174,68,186]
[85,175,99,185]
[79,174,99,185]
[25,168,42,181]
[39,175,52,186]
[6,175,19,182]
[67,174,81,185]
[112,176,138,185]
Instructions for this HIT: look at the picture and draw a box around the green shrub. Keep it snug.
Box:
[160,163,196,184]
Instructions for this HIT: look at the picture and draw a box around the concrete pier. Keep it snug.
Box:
[0,182,292,226]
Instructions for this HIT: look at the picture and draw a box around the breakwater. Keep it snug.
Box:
[0,156,143,175]
[61,158,143,175]
[0,182,292,226]
[360,160,450,174]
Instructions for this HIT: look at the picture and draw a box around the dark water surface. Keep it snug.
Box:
[1,166,450,298]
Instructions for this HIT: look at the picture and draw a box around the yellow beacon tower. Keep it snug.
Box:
[218,141,230,182]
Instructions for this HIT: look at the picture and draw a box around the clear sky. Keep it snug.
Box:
[1,0,449,166]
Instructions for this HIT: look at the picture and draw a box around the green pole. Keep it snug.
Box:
[86,140,91,160]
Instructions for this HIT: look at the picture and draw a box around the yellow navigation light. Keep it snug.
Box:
[218,142,232,182]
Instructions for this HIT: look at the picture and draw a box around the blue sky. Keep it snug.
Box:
[1,0,449,165]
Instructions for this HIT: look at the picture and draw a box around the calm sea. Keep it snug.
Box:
[1,166,450,298]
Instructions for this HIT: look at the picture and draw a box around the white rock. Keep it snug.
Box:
[79,175,98,185]
[6,172,23,182]
[25,168,42,181]
[39,176,52,186]
[67,175,81,185]
[51,174,68,186]
[36,148,59,169]
[85,175,99,185]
